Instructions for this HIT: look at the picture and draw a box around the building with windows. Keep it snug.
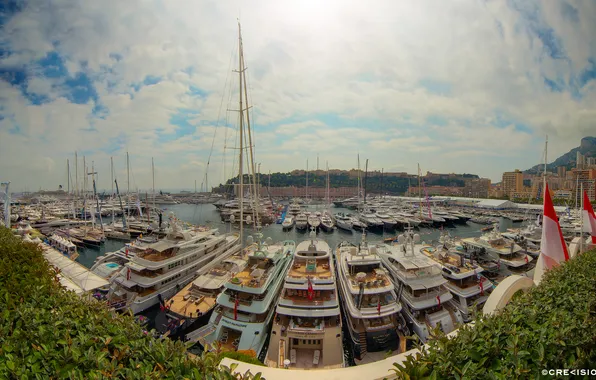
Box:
[502,170,524,199]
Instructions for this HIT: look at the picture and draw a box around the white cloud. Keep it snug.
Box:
[0,0,595,190]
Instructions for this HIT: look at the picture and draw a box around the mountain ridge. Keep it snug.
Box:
[525,136,596,174]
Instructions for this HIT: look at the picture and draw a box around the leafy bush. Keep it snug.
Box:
[392,249,596,379]
[0,227,264,379]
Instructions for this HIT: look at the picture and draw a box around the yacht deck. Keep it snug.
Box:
[168,282,216,317]
[346,270,390,290]
[288,259,332,279]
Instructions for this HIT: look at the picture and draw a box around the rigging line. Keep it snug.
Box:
[206,34,237,191]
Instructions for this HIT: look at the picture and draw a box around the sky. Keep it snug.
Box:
[1,0,596,192]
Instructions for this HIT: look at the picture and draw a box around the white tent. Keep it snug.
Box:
[474,199,516,209]
[43,249,109,294]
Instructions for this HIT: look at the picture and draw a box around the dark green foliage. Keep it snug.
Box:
[0,227,264,379]
[392,249,596,379]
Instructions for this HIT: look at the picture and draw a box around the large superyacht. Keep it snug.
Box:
[265,231,344,369]
[192,232,295,358]
[378,229,463,343]
[336,233,405,360]
[106,220,239,314]
[461,225,534,274]
[163,234,243,334]
[420,240,494,322]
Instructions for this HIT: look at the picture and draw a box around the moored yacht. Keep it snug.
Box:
[336,234,405,360]
[378,229,463,343]
[307,213,321,231]
[334,213,353,232]
[359,211,383,231]
[282,216,295,231]
[106,222,235,314]
[265,231,344,369]
[192,233,295,359]
[288,201,302,215]
[320,212,334,232]
[420,243,493,322]
[375,212,398,231]
[164,236,243,334]
[461,225,534,274]
[295,213,308,231]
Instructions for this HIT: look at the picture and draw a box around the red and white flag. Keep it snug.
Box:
[534,184,570,284]
[582,190,596,245]
[307,277,314,300]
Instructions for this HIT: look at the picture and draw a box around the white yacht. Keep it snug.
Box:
[359,212,384,231]
[288,202,302,215]
[378,229,463,343]
[165,235,242,334]
[295,213,308,231]
[334,213,353,231]
[420,244,493,322]
[106,222,237,314]
[320,212,334,232]
[192,233,295,359]
[375,212,398,230]
[265,232,344,369]
[461,225,534,273]
[307,214,321,230]
[336,234,405,360]
[282,216,295,231]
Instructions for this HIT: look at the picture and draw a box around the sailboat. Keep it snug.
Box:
[187,22,296,359]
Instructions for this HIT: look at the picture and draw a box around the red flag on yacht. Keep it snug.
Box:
[377,298,381,315]
[234,298,239,320]
[524,254,529,264]
[307,278,314,300]
[436,295,441,307]
[478,278,484,296]
[582,191,596,244]
[534,184,569,284]
[125,248,129,257]
[126,268,131,281]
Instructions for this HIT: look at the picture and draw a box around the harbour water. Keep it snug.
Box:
[78,202,522,366]
[78,203,521,268]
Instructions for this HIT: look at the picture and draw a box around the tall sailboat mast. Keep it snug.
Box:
[237,21,245,242]
[152,157,156,211]
[126,152,130,220]
[111,156,115,224]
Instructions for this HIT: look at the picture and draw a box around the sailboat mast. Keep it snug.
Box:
[111,156,115,224]
[152,157,155,210]
[418,163,422,217]
[357,155,361,211]
[238,21,245,242]
[239,45,260,227]
[67,159,70,194]
[126,152,130,220]
[306,159,309,200]
[544,135,548,199]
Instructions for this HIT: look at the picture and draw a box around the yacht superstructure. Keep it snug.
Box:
[420,244,493,322]
[379,229,463,343]
[106,221,235,314]
[193,234,295,358]
[336,234,404,360]
[265,232,344,369]
[165,236,243,334]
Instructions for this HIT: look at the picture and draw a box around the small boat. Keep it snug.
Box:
[334,213,353,231]
[282,216,295,231]
[320,213,334,232]
[295,213,308,231]
[307,214,321,230]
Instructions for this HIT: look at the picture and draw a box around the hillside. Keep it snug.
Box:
[218,172,480,195]
[526,136,596,173]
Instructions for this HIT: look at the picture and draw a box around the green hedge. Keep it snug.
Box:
[393,249,596,379]
[0,227,264,379]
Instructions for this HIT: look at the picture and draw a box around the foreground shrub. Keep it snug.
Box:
[0,227,263,379]
[393,249,596,379]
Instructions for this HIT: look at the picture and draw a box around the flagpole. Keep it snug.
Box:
[580,183,584,254]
